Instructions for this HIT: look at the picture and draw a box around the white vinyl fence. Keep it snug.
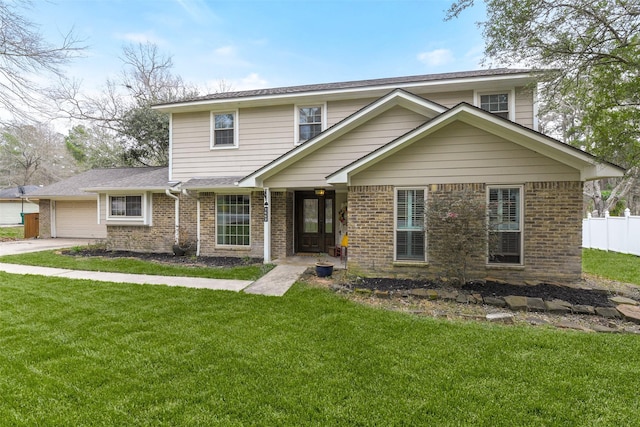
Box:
[582,209,640,255]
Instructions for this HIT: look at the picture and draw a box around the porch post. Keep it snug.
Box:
[263,187,271,263]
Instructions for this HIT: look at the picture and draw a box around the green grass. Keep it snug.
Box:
[583,249,640,285]
[0,249,271,281]
[0,274,638,425]
[0,225,23,240]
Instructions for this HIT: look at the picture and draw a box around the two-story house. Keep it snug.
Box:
[33,68,624,284]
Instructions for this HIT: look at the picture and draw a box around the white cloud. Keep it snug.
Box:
[202,72,269,94]
[417,49,454,67]
[214,45,235,56]
[235,73,268,91]
[116,31,167,46]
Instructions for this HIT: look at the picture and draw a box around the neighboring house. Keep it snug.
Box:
[0,186,40,225]
[35,69,626,284]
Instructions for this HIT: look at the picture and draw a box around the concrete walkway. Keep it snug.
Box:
[0,239,346,296]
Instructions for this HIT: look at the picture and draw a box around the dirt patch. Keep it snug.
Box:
[62,248,263,267]
[353,277,615,307]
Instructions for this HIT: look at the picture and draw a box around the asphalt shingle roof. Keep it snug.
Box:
[182,177,244,189]
[0,185,41,199]
[27,167,168,197]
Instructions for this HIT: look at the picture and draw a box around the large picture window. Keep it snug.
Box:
[488,187,522,264]
[396,189,425,261]
[217,194,250,246]
[110,195,142,217]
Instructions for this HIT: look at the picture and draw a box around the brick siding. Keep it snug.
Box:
[347,182,584,284]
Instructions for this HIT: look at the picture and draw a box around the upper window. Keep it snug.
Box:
[217,194,250,246]
[480,94,509,119]
[109,195,142,217]
[488,186,522,264]
[211,112,238,149]
[396,188,425,261]
[296,105,325,143]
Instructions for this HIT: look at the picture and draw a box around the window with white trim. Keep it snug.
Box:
[396,188,425,261]
[488,186,522,264]
[109,195,142,217]
[480,94,509,119]
[296,105,323,143]
[211,112,237,148]
[216,194,250,246]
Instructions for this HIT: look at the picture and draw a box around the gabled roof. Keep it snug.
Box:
[238,89,447,187]
[327,103,625,184]
[154,68,537,113]
[0,185,41,199]
[27,167,168,198]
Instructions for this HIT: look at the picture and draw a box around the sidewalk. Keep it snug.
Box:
[0,240,341,296]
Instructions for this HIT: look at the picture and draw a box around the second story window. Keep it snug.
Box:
[480,94,509,119]
[297,105,323,143]
[211,112,237,149]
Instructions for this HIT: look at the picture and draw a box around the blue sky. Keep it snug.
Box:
[32,0,487,94]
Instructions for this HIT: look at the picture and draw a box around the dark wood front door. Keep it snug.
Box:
[295,191,335,253]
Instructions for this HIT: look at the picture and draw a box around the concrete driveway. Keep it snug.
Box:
[0,238,97,256]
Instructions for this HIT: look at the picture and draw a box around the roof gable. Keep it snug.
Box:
[238,90,446,187]
[327,103,624,184]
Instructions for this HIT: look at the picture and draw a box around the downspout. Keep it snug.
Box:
[165,189,180,244]
[182,188,201,256]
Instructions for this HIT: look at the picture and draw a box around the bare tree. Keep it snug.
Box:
[0,1,83,122]
[0,122,77,186]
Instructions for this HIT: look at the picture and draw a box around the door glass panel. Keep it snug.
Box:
[325,199,333,233]
[303,199,318,232]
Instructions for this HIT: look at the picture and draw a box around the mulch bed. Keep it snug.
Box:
[62,248,263,267]
[353,277,616,307]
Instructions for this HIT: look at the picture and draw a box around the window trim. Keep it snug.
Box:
[394,187,427,263]
[474,89,515,121]
[486,184,524,266]
[215,193,251,248]
[294,103,327,145]
[210,110,239,150]
[106,193,150,224]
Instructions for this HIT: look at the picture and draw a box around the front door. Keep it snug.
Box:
[295,191,335,253]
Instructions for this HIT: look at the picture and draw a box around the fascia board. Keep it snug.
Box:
[238,90,445,188]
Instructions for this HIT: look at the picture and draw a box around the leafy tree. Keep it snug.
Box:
[64,125,125,169]
[447,0,640,215]
[0,0,83,122]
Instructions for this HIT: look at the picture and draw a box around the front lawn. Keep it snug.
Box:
[0,249,271,281]
[0,225,23,240]
[0,272,639,425]
[583,249,640,285]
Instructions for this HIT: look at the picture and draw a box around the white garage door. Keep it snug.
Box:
[55,201,107,238]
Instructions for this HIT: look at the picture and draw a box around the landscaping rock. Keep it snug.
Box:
[616,304,640,324]
[440,290,459,301]
[595,307,621,319]
[544,300,572,314]
[609,296,639,306]
[591,324,619,333]
[354,288,372,296]
[483,296,506,307]
[504,295,528,311]
[374,290,390,299]
[426,289,439,300]
[527,317,550,326]
[486,313,515,324]
[572,305,596,315]
[408,289,432,299]
[526,297,547,312]
[555,321,593,332]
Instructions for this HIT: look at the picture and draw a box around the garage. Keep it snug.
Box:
[54,200,107,238]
